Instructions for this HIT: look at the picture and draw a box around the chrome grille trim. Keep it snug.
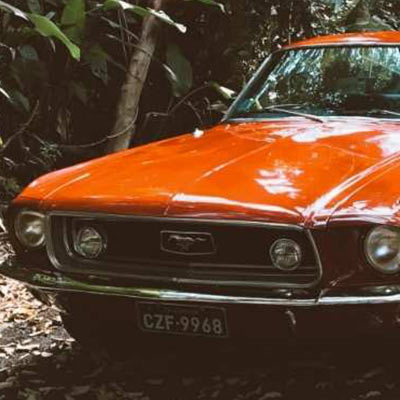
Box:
[45,211,323,289]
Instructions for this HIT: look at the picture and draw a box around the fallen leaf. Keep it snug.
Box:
[69,385,91,396]
[0,380,14,390]
[16,343,40,351]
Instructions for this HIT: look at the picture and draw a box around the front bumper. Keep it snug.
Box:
[2,256,400,307]
[5,256,400,338]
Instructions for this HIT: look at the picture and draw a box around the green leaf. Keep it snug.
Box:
[210,82,236,100]
[10,90,30,113]
[166,42,193,97]
[27,0,42,14]
[0,1,29,21]
[147,9,187,33]
[186,0,225,13]
[0,43,13,64]
[46,11,56,20]
[104,0,187,33]
[61,0,85,27]
[28,14,81,60]
[19,44,39,60]
[84,44,109,84]
[0,86,10,101]
[61,0,86,43]
[104,0,145,14]
[69,81,88,104]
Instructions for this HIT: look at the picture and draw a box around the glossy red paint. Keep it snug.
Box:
[7,31,400,339]
[13,31,400,230]
[16,117,400,228]
[286,31,400,49]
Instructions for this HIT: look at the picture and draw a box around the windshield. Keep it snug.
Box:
[228,46,400,120]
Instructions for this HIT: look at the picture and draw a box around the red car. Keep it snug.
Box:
[3,31,400,343]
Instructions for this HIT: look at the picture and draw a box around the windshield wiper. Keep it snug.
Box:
[264,105,325,124]
[232,103,325,124]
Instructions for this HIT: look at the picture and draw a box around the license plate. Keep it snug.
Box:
[137,302,228,338]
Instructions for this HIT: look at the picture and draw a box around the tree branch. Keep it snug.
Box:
[0,102,40,155]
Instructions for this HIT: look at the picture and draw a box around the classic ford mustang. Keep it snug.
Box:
[3,31,400,343]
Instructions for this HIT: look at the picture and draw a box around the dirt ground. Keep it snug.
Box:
[2,239,400,400]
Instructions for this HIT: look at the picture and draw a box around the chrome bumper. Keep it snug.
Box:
[2,257,400,307]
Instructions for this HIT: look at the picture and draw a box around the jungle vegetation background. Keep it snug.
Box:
[0,0,399,202]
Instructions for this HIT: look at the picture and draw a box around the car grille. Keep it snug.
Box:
[47,213,322,289]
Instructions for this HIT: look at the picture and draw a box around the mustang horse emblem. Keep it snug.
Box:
[168,234,207,252]
[161,231,215,255]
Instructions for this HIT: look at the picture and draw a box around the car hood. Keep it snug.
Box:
[19,117,400,227]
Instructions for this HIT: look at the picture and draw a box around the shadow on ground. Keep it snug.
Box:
[2,333,400,400]
[1,242,400,399]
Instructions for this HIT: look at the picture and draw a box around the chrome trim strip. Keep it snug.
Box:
[46,210,305,230]
[0,258,399,307]
[45,211,323,289]
[31,279,400,306]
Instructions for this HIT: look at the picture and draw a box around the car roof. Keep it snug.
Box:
[286,31,400,49]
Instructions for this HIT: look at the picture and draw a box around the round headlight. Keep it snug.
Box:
[270,239,302,271]
[74,227,106,259]
[365,226,400,274]
[14,211,46,249]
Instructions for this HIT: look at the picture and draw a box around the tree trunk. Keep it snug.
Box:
[345,0,390,31]
[105,0,162,154]
[346,0,371,29]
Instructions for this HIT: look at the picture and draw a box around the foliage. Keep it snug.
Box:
[0,0,399,201]
[0,0,223,200]
[205,0,399,87]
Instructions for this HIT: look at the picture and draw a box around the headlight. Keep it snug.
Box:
[14,211,46,249]
[365,226,400,274]
[74,227,106,259]
[270,239,302,271]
